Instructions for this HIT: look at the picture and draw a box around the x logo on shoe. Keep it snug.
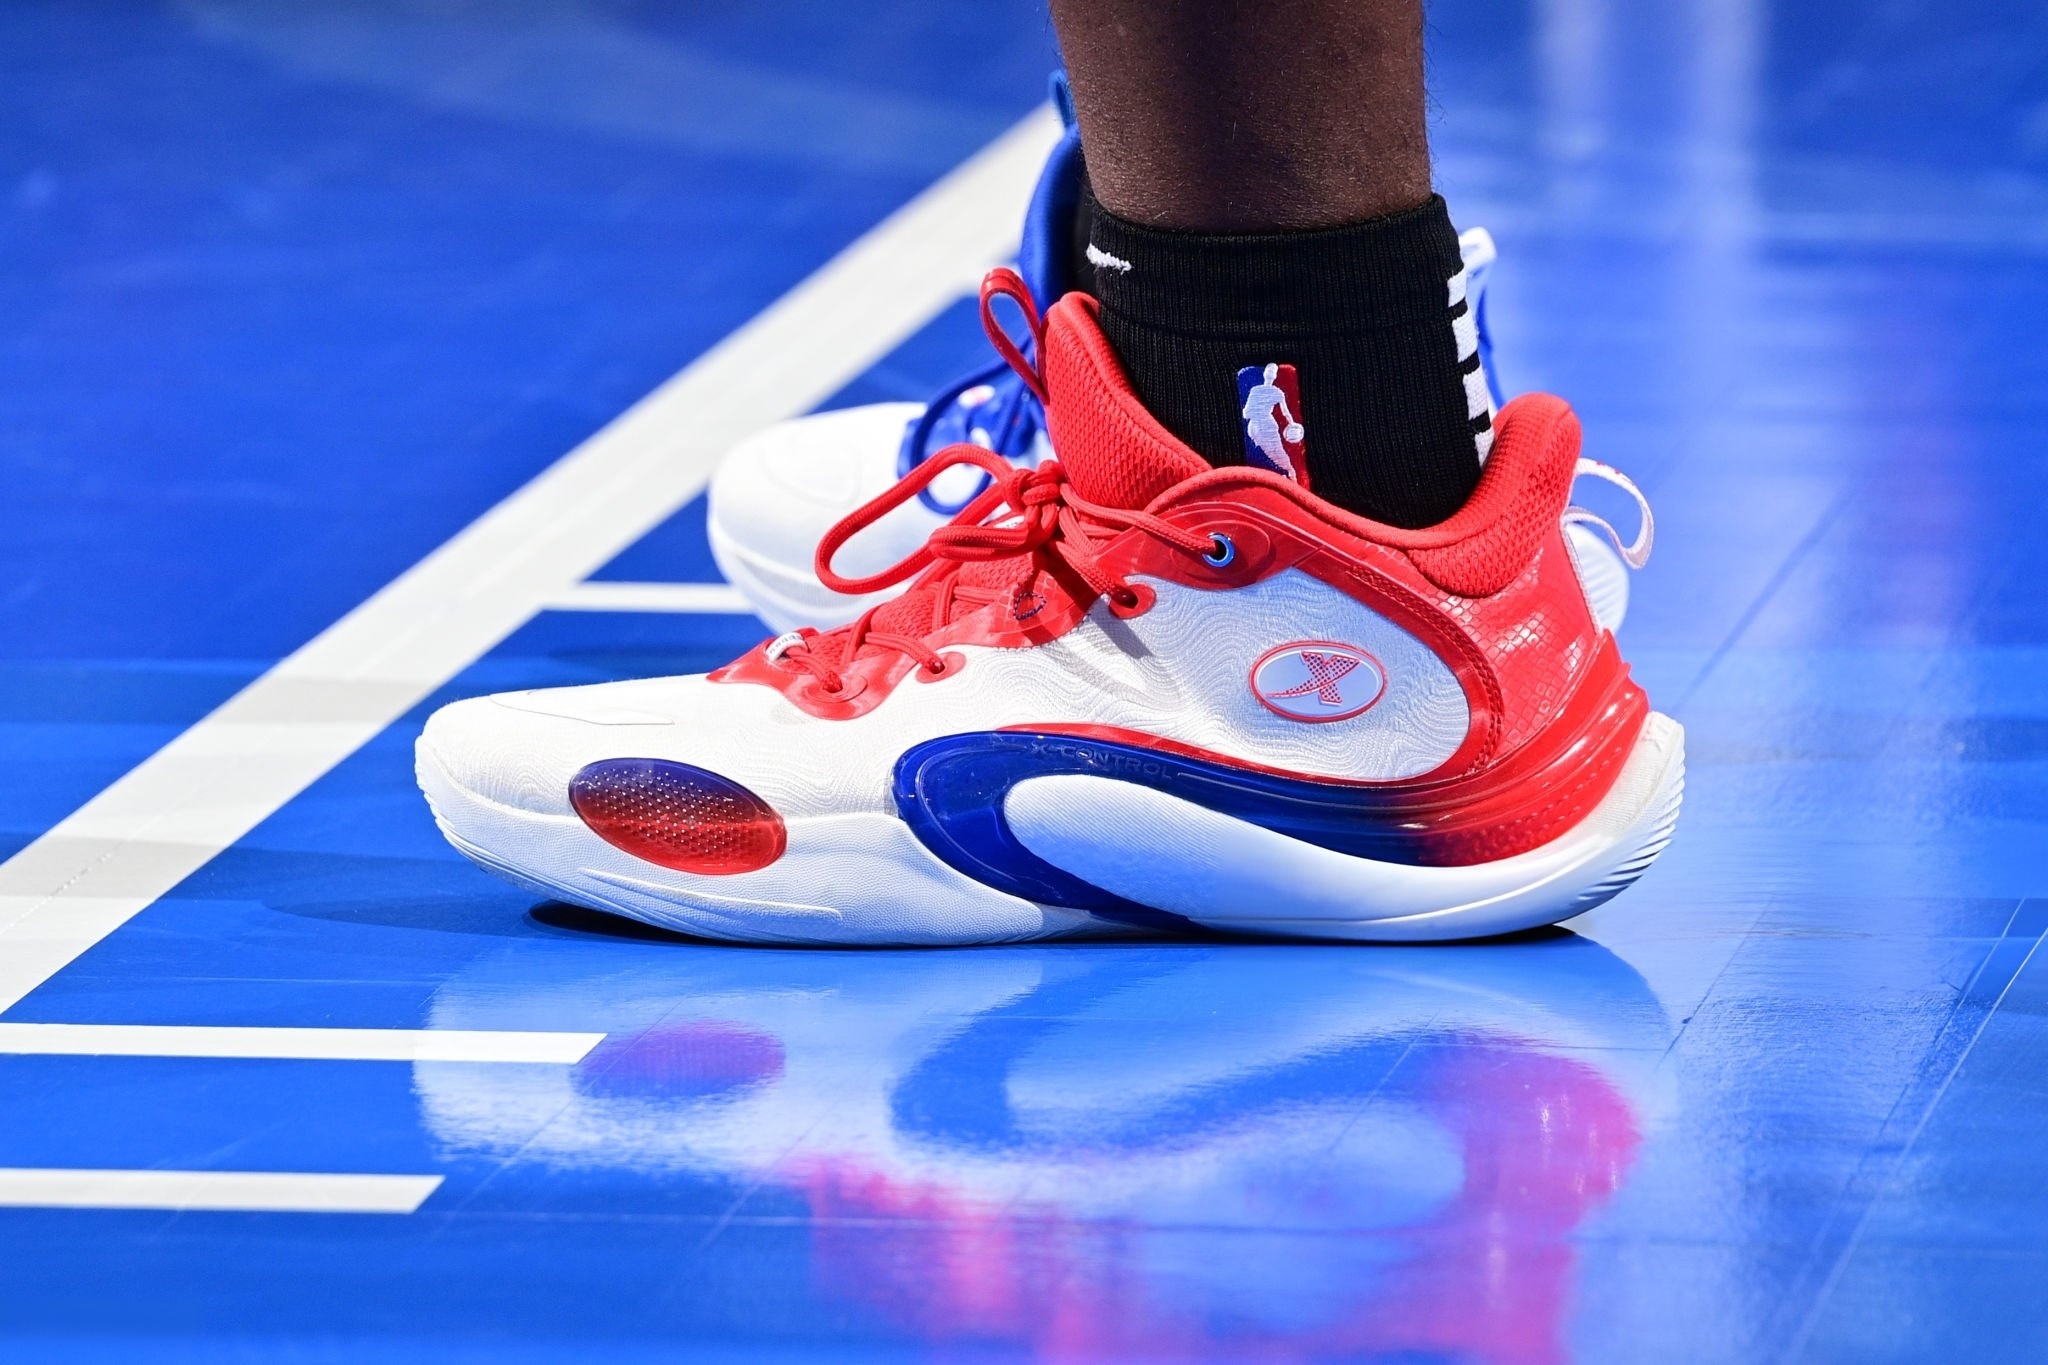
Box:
[1249,641,1386,723]
[1266,651,1361,707]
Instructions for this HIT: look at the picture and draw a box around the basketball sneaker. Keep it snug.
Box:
[418,268,1680,945]
[705,122,1634,636]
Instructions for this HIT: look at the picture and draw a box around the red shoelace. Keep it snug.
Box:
[770,444,1219,693]
[766,270,1219,696]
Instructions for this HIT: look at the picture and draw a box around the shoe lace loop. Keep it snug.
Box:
[773,445,1212,692]
[770,270,1216,697]
[769,267,1212,694]
[1564,457,1654,569]
[896,357,1045,515]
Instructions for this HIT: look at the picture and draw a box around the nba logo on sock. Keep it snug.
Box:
[1236,363,1310,487]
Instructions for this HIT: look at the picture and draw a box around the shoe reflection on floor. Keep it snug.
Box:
[418,920,1671,1362]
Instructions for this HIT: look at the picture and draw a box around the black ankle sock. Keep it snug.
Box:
[1083,191,1489,528]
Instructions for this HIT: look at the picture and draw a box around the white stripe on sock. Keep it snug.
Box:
[1464,366,1492,420]
[1452,307,1479,360]
[1085,243,1132,274]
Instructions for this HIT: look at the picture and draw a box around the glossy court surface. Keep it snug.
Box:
[3,0,2045,1360]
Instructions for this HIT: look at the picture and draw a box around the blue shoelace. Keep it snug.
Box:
[896,351,1045,516]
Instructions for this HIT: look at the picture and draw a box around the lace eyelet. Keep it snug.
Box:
[1106,582,1155,619]
[1203,533,1236,568]
[805,673,866,702]
[914,651,966,683]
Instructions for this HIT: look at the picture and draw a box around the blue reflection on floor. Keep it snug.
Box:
[3,0,2047,1360]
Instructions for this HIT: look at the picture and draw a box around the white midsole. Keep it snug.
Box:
[420,712,1680,945]
[1004,712,1685,941]
[416,742,1105,946]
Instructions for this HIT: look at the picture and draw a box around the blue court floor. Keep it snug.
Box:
[4,1,2047,1360]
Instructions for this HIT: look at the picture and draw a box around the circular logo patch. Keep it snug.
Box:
[1249,641,1387,723]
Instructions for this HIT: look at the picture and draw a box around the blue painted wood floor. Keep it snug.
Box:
[2,0,2046,1359]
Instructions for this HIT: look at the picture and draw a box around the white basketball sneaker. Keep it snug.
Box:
[418,269,1679,946]
[705,115,1632,637]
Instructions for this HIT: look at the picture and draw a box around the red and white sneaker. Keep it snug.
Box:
[417,272,1682,945]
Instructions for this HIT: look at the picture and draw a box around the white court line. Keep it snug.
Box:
[0,1023,602,1063]
[0,1168,443,1214]
[0,106,1059,1017]
[542,580,757,615]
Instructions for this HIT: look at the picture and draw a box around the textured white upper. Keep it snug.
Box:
[420,568,1470,829]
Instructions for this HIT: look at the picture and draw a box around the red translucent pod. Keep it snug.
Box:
[569,759,786,875]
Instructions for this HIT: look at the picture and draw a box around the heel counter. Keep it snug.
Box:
[1394,627,1648,867]
[1440,515,1613,766]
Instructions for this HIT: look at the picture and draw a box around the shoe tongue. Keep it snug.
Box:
[1039,296,1210,510]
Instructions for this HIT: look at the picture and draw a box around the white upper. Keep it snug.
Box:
[422,568,1471,830]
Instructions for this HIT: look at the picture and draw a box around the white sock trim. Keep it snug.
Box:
[1084,243,1132,274]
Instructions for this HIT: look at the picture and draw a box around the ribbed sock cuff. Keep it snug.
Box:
[1086,193,1465,339]
[1079,191,1485,528]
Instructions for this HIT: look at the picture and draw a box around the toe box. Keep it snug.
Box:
[417,684,677,818]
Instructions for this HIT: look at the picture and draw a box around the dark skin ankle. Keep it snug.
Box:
[1048,0,1432,232]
